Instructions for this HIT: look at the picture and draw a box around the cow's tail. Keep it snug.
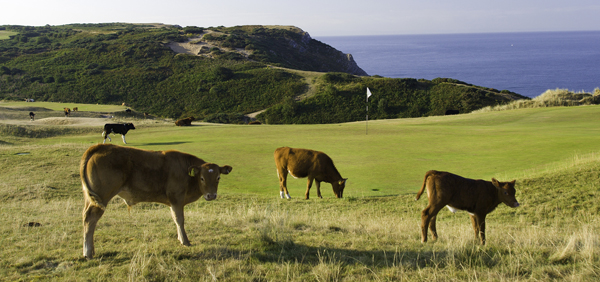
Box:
[80,146,106,210]
[415,171,434,201]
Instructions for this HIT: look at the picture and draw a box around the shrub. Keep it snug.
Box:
[183,26,204,34]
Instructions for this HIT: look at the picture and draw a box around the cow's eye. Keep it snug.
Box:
[200,177,205,182]
[503,191,508,195]
[217,176,220,181]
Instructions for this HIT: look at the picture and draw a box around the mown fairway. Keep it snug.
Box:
[1,103,599,280]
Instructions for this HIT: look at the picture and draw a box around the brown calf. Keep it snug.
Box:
[175,116,195,126]
[274,147,347,199]
[415,170,519,245]
[80,144,232,259]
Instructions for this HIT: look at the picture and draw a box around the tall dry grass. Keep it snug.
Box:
[474,88,600,113]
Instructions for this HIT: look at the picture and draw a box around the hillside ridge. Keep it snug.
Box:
[1,23,525,123]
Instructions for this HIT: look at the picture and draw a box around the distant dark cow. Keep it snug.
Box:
[248,121,261,125]
[175,117,195,126]
[80,144,232,258]
[64,108,71,117]
[445,110,459,115]
[102,123,136,144]
[415,170,519,245]
[73,107,78,112]
[274,147,348,199]
[29,112,35,121]
[125,109,132,114]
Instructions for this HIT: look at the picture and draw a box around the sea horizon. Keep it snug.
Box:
[317,30,600,98]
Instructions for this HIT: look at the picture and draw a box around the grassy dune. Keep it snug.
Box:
[1,103,599,280]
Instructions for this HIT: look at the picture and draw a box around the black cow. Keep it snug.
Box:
[29,112,35,121]
[102,123,136,144]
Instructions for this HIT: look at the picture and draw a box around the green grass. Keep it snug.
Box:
[0,101,128,112]
[30,104,600,197]
[1,103,600,280]
[0,30,18,40]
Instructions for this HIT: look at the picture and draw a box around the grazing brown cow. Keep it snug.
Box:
[80,144,232,259]
[64,108,71,117]
[175,116,195,126]
[274,147,347,199]
[72,107,78,112]
[415,170,519,245]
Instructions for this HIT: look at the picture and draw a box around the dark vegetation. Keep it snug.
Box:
[1,23,527,123]
[258,75,527,124]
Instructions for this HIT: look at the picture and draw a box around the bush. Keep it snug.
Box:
[183,26,204,34]
[204,112,245,124]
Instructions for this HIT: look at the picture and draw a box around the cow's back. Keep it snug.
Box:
[427,171,499,212]
[275,147,314,178]
[81,144,197,206]
[275,147,338,179]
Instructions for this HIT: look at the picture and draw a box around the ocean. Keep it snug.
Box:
[317,31,600,98]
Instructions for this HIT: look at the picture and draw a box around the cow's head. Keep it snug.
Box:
[492,178,519,208]
[125,123,136,130]
[188,163,232,201]
[332,178,348,198]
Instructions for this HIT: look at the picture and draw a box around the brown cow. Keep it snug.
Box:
[73,107,78,112]
[80,144,232,259]
[415,170,519,245]
[64,108,71,117]
[274,147,347,199]
[175,116,195,126]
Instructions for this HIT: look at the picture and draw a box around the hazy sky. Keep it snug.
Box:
[3,0,600,36]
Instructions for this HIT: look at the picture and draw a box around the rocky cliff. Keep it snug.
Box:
[198,25,369,76]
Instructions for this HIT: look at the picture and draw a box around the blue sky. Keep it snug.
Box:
[3,0,600,36]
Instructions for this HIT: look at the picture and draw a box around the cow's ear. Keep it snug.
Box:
[339,178,348,185]
[220,165,233,175]
[188,166,200,177]
[491,178,501,188]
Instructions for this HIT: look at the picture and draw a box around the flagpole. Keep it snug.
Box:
[366,87,372,135]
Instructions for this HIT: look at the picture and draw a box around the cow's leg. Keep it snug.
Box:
[82,200,105,259]
[469,214,480,240]
[421,203,443,243]
[277,168,291,199]
[305,177,314,200]
[429,215,438,241]
[169,205,190,246]
[102,131,111,143]
[121,134,127,144]
[316,181,322,199]
[476,214,487,245]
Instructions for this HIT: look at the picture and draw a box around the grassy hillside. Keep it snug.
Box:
[1,23,526,123]
[1,104,599,280]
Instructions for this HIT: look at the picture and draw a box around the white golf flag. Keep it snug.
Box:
[367,87,372,101]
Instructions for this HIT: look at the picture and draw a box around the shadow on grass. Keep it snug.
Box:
[165,242,499,270]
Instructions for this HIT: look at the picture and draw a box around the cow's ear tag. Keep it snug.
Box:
[188,167,197,177]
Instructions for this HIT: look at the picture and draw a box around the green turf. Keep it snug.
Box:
[2,103,600,280]
[22,104,600,199]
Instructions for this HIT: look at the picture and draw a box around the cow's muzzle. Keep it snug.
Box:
[204,194,217,201]
[512,202,520,208]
